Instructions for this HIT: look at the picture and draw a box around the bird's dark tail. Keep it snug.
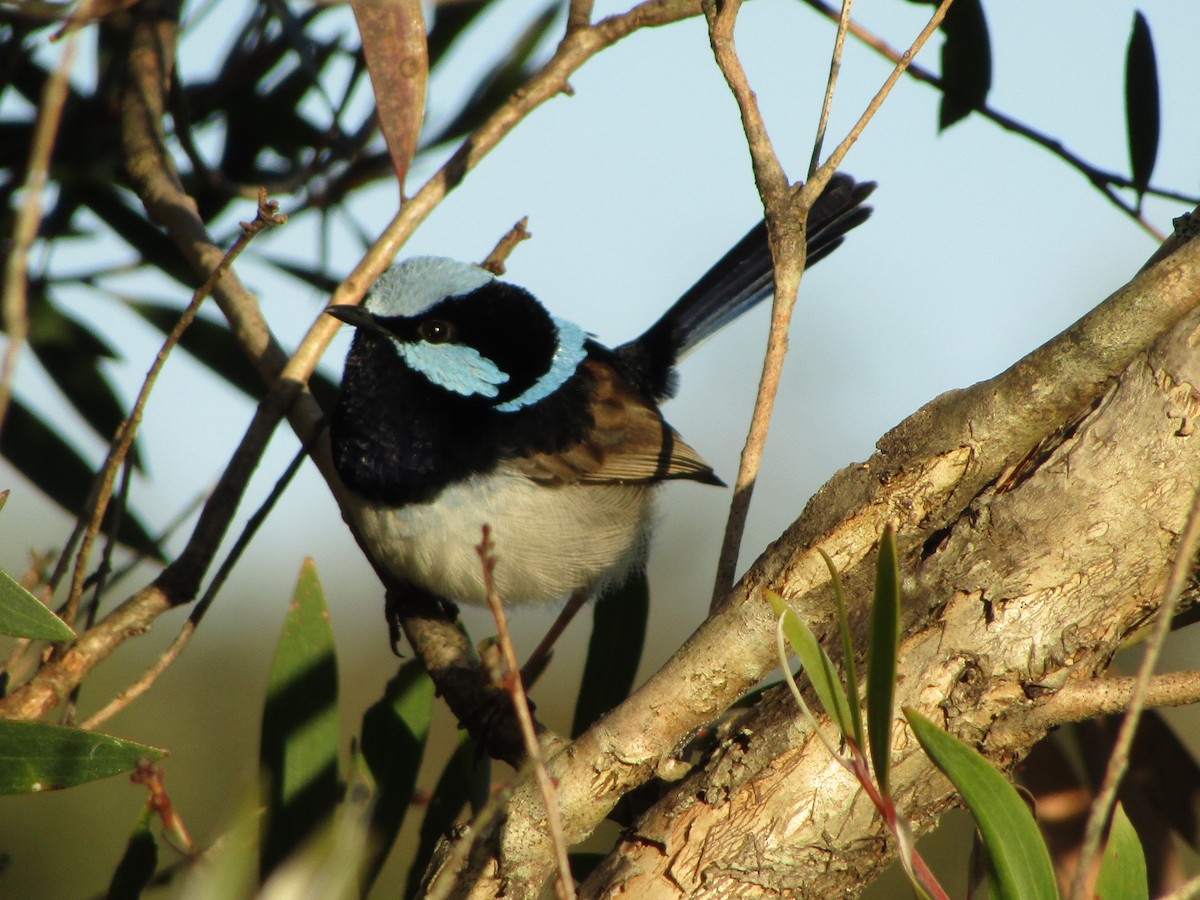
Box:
[616,173,875,400]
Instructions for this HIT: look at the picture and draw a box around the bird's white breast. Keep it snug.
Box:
[345,469,655,607]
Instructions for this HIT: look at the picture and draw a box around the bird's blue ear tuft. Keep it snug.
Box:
[365,257,495,318]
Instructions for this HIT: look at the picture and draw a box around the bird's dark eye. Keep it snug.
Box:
[418,319,456,344]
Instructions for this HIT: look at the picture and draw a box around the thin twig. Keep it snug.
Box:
[799,0,1175,240]
[479,217,532,275]
[0,4,89,436]
[566,0,593,33]
[1068,479,1200,900]
[992,669,1200,750]
[808,0,853,179]
[809,0,954,192]
[59,191,287,633]
[703,0,796,609]
[477,527,576,900]
[709,0,954,610]
[81,437,310,730]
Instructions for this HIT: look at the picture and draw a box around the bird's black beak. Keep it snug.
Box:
[327,304,396,342]
[327,304,374,328]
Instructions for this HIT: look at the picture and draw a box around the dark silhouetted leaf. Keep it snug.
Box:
[352,0,428,193]
[1125,11,1160,205]
[867,525,900,792]
[260,257,342,295]
[0,720,166,793]
[26,288,141,470]
[76,185,194,288]
[0,568,75,640]
[938,0,991,130]
[126,299,339,411]
[106,813,158,900]
[572,567,648,738]
[427,0,490,65]
[359,660,434,894]
[0,399,160,558]
[422,3,560,149]
[259,558,340,880]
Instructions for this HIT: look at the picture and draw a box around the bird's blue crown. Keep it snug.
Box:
[363,256,588,411]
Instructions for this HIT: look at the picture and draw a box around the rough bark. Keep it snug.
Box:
[440,228,1200,897]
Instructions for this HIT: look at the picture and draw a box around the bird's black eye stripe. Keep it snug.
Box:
[417,319,456,344]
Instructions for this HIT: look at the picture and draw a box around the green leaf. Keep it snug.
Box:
[905,709,1058,900]
[572,568,648,738]
[937,0,992,130]
[259,558,340,880]
[768,590,855,741]
[405,734,489,899]
[358,660,434,894]
[866,525,901,792]
[106,811,158,900]
[0,567,75,640]
[1096,802,1148,900]
[819,549,865,751]
[1,398,161,558]
[1124,11,1160,203]
[0,720,165,793]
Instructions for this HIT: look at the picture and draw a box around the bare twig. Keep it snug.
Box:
[808,0,954,192]
[477,527,575,900]
[808,0,853,179]
[479,217,532,275]
[59,192,286,633]
[799,0,1177,240]
[81,436,309,730]
[0,3,89,436]
[709,0,954,611]
[992,669,1200,751]
[703,0,796,609]
[1068,480,1200,900]
[566,0,593,33]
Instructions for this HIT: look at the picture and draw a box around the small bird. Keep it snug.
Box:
[328,174,874,616]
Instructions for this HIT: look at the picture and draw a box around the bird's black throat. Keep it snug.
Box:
[331,332,596,506]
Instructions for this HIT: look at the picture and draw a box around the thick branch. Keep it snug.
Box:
[492,220,1200,895]
[579,233,1200,895]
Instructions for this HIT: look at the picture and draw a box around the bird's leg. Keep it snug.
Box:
[520,587,590,683]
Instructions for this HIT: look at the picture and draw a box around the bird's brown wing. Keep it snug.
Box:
[510,359,722,487]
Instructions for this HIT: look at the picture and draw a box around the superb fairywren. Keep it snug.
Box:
[328,175,874,613]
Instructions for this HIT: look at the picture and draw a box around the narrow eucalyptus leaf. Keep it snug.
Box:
[866,526,901,792]
[905,709,1057,900]
[359,660,435,893]
[572,568,648,737]
[0,568,75,640]
[1124,11,1160,200]
[937,0,992,130]
[0,720,165,794]
[1096,802,1149,900]
[768,591,854,739]
[259,558,340,880]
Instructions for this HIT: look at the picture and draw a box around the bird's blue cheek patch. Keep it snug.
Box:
[398,341,509,399]
[494,317,588,412]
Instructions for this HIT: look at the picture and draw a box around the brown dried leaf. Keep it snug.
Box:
[352,0,429,197]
